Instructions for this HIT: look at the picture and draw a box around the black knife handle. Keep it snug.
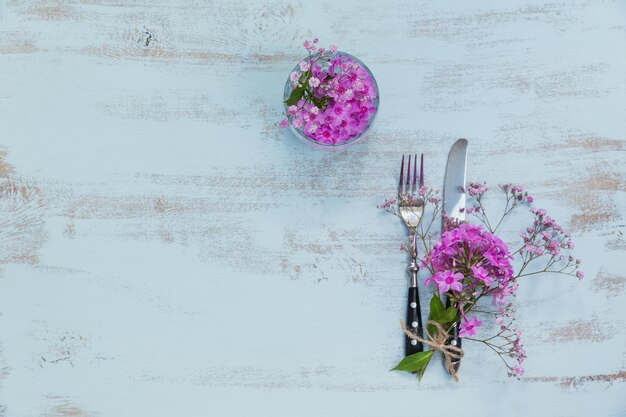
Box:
[445,296,461,366]
[405,286,424,355]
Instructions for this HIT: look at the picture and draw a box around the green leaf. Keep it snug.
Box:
[309,94,330,110]
[428,294,444,320]
[427,295,458,335]
[390,350,434,372]
[417,362,429,381]
[437,306,458,325]
[285,86,305,106]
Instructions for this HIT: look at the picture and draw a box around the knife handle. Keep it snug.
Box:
[445,297,461,366]
[405,286,424,355]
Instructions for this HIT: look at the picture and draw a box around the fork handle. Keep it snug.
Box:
[405,286,423,355]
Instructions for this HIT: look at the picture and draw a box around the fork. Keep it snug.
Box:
[398,154,425,356]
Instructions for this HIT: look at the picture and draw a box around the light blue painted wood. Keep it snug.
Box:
[0,0,624,416]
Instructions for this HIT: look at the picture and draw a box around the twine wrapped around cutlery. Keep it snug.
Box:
[400,319,464,382]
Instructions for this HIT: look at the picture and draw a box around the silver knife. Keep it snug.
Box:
[441,138,468,374]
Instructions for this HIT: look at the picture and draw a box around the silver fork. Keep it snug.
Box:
[398,154,425,356]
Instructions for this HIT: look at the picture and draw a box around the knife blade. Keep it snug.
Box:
[441,138,468,374]
[442,139,468,224]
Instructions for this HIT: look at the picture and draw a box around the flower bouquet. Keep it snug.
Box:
[280,38,379,149]
[380,183,583,380]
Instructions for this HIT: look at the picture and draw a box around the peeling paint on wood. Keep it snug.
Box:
[548,317,615,343]
[591,270,626,298]
[0,0,625,416]
[525,369,626,389]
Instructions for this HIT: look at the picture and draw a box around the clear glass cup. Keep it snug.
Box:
[283,51,379,150]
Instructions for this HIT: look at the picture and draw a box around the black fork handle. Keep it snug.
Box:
[405,286,424,355]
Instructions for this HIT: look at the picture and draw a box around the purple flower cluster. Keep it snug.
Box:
[423,223,517,338]
[281,39,378,145]
[464,182,488,197]
[463,183,534,217]
[424,223,514,297]
[512,335,526,376]
[500,183,534,205]
[459,183,486,215]
[495,311,527,377]
[521,207,583,278]
[377,197,397,209]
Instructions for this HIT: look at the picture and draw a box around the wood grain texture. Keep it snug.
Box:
[0,0,625,416]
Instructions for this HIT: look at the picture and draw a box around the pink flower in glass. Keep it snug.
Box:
[433,270,464,293]
[459,316,482,337]
[309,77,320,88]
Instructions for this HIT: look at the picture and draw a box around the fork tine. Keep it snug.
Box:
[412,153,417,194]
[406,154,412,190]
[419,153,424,188]
[398,155,405,197]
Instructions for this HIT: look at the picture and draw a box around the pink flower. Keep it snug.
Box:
[299,61,311,72]
[329,44,337,54]
[308,77,320,88]
[432,270,464,293]
[428,196,441,204]
[576,270,584,280]
[279,118,289,128]
[471,265,494,286]
[513,365,524,376]
[315,125,333,143]
[290,71,299,82]
[288,105,298,116]
[459,316,482,337]
[465,182,488,197]
[377,197,397,209]
[303,39,316,52]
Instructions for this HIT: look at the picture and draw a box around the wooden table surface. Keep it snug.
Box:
[1,0,625,415]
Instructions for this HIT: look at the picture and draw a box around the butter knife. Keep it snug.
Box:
[441,138,468,373]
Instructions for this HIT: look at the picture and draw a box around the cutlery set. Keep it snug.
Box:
[397,139,468,374]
